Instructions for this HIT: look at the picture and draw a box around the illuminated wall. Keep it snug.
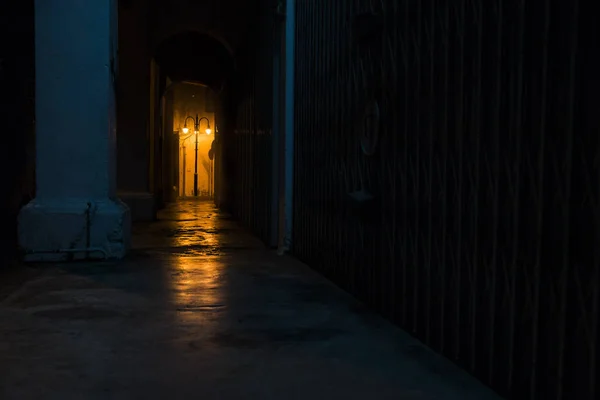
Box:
[172,83,215,198]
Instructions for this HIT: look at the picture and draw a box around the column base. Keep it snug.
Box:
[118,191,156,222]
[18,198,131,262]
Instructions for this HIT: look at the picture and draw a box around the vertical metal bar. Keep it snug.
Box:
[487,0,502,384]
[555,2,578,398]
[469,0,482,373]
[387,0,399,323]
[315,0,323,262]
[412,0,422,335]
[452,0,465,361]
[284,0,292,252]
[307,0,315,261]
[334,0,343,281]
[400,0,410,327]
[530,2,550,397]
[507,0,525,391]
[182,144,186,196]
[424,0,434,345]
[438,0,449,354]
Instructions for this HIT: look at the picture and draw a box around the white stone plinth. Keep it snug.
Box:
[18,198,131,262]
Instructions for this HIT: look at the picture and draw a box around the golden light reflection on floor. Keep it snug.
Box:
[172,254,223,285]
[157,200,237,325]
[170,256,227,322]
[166,201,221,250]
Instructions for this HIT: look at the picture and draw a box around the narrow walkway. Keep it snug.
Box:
[0,201,501,400]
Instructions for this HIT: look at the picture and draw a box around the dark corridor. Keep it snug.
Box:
[1,1,599,400]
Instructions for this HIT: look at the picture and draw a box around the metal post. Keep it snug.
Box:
[193,131,199,197]
[182,144,186,197]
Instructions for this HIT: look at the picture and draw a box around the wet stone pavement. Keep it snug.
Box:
[0,201,501,400]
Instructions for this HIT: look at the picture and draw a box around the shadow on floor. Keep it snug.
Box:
[0,200,503,400]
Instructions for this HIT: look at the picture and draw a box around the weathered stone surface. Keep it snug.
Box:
[18,0,130,261]
[1,201,501,400]
[18,199,130,261]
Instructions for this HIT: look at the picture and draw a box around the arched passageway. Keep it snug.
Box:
[141,31,235,209]
[144,18,291,250]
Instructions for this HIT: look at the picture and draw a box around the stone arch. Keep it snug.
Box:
[152,26,235,60]
[153,30,235,93]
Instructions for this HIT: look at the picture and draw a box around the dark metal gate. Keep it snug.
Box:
[227,4,277,245]
[293,1,599,399]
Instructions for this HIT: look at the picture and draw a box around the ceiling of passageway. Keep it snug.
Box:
[149,0,260,49]
[154,31,234,91]
[150,0,263,91]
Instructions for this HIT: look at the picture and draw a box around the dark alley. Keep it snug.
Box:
[1,201,498,399]
[1,0,599,399]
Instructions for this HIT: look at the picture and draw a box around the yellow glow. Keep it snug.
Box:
[176,113,215,197]
[168,208,224,319]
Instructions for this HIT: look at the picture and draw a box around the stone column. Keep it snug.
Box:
[18,0,131,261]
